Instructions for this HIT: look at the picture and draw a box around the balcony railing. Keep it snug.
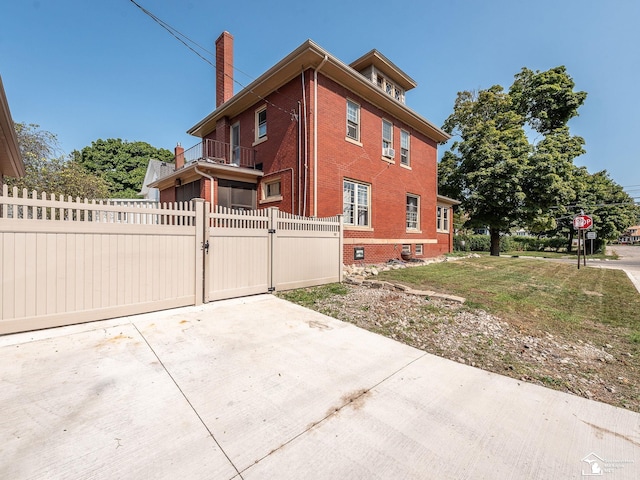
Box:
[182,139,257,169]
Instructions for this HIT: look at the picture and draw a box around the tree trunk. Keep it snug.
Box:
[490,228,501,256]
[567,230,574,253]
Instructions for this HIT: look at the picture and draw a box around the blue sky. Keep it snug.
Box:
[1,0,639,200]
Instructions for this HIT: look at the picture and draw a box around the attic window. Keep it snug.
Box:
[373,69,405,103]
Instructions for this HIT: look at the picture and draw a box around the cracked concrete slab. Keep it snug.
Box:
[1,294,638,479]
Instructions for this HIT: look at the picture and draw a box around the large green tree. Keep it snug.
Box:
[509,66,588,135]
[442,86,530,255]
[440,66,588,255]
[6,123,109,199]
[553,168,638,250]
[71,139,173,198]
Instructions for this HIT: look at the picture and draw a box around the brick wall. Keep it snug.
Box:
[187,67,452,263]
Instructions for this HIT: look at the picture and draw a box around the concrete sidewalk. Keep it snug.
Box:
[1,295,638,479]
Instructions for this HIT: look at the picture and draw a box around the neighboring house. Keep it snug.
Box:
[150,32,457,263]
[139,158,175,201]
[0,75,25,184]
[619,225,640,244]
[512,228,531,237]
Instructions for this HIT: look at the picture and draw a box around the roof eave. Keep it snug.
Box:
[0,76,25,178]
[188,40,450,144]
[349,49,417,91]
[437,194,461,205]
[148,161,263,189]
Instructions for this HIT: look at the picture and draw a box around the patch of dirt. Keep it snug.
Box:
[312,284,640,412]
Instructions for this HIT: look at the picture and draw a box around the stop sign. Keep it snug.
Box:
[573,215,593,230]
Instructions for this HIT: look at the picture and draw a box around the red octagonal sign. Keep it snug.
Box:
[573,215,593,230]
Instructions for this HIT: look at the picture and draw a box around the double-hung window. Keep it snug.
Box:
[437,206,450,232]
[343,179,370,227]
[400,130,410,166]
[255,106,267,141]
[406,194,419,230]
[346,100,360,141]
[382,119,393,153]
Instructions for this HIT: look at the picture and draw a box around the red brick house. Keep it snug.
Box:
[151,32,457,263]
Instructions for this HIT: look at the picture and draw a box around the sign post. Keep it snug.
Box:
[573,215,593,269]
[587,231,597,256]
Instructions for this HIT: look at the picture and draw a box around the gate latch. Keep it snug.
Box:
[202,240,209,254]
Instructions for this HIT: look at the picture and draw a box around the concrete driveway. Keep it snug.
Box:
[1,295,639,479]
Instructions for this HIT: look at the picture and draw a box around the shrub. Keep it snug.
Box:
[454,234,569,253]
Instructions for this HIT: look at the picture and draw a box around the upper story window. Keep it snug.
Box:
[255,106,267,142]
[374,71,405,103]
[382,119,394,159]
[346,100,360,141]
[437,206,450,232]
[400,130,410,166]
[343,179,370,227]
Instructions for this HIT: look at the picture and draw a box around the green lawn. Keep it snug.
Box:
[378,256,639,342]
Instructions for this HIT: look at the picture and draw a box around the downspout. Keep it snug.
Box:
[301,70,308,216]
[194,165,214,207]
[313,55,328,217]
[297,100,302,216]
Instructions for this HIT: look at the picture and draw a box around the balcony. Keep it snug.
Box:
[182,139,257,170]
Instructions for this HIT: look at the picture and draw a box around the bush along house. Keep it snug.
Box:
[150,31,458,264]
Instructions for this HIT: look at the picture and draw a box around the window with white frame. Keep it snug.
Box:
[255,106,267,141]
[374,71,406,103]
[343,179,370,227]
[415,244,423,256]
[402,244,411,255]
[262,178,281,201]
[406,194,419,230]
[400,130,410,166]
[346,100,360,141]
[382,119,393,157]
[437,206,450,232]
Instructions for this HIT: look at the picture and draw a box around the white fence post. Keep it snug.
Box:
[338,214,344,283]
[193,199,205,306]
[268,207,279,292]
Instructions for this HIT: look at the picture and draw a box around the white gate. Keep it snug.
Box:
[204,206,343,302]
[204,207,271,302]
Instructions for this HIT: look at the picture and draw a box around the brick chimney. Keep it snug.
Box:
[215,31,234,107]
[174,143,184,170]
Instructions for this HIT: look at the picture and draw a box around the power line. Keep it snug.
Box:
[129,0,299,120]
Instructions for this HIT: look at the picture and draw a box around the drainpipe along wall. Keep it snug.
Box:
[301,70,308,217]
[297,100,302,216]
[313,55,328,217]
[194,166,215,206]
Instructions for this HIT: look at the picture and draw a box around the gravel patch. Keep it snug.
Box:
[309,283,639,412]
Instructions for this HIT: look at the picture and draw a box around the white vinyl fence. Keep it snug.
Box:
[0,185,202,335]
[0,185,342,334]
